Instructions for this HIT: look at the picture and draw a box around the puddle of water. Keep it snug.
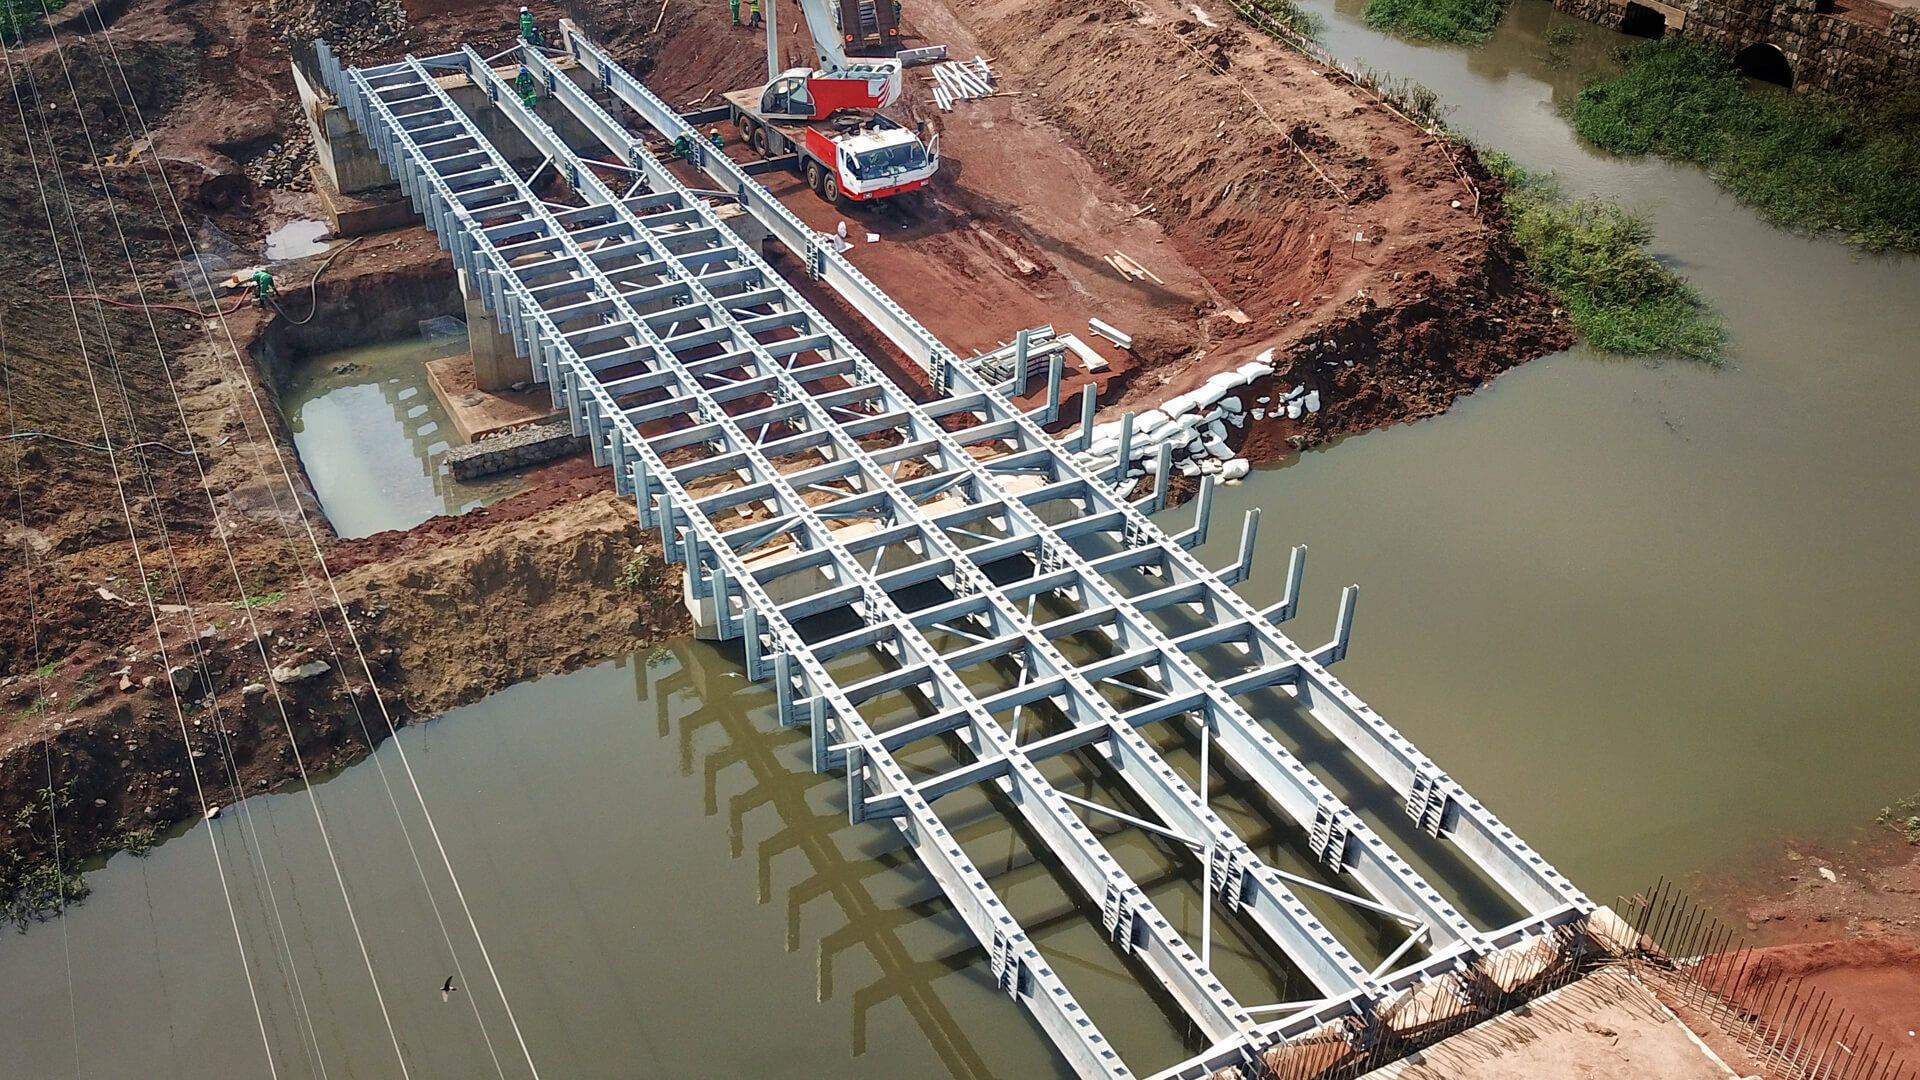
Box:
[264,219,332,262]
[284,337,526,538]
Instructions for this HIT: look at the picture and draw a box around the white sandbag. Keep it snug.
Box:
[1222,458,1250,481]
[1303,390,1321,414]
[1286,399,1304,420]
[1205,437,1234,459]
[1218,396,1243,414]
[1251,407,1267,420]
[1179,460,1202,477]
[1206,420,1228,442]
[1136,409,1169,434]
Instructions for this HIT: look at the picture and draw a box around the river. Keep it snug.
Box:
[4,1,1917,1075]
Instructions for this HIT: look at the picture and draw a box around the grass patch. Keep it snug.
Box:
[30,657,62,680]
[1484,149,1725,362]
[1231,0,1325,44]
[1364,0,1507,45]
[1572,39,1920,251]
[240,591,285,609]
[1,0,67,43]
[1881,793,1920,845]
[617,550,652,593]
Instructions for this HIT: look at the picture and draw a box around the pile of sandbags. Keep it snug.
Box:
[1078,349,1318,485]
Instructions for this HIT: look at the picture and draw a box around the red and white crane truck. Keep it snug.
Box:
[701,0,937,205]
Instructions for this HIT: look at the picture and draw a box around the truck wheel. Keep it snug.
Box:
[822,173,843,207]
[806,159,825,196]
[750,125,770,156]
[734,117,755,145]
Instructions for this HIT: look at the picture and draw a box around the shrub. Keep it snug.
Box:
[1573,39,1920,251]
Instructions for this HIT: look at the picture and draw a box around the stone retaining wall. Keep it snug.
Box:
[1555,0,1920,93]
[444,420,583,480]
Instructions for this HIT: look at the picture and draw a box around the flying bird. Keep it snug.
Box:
[441,977,457,1001]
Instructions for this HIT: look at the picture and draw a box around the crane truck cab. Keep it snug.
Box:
[724,64,937,206]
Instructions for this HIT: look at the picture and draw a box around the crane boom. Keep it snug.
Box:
[798,0,852,71]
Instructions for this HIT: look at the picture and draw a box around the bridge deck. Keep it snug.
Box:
[311,29,1589,1079]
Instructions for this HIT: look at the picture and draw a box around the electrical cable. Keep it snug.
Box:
[14,12,417,1076]
[77,19,542,1079]
[0,30,284,1079]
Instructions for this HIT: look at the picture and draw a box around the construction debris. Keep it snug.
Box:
[896,44,949,65]
[930,57,996,109]
[1088,317,1132,349]
[1077,349,1284,485]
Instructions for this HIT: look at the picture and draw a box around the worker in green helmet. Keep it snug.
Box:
[516,64,538,109]
[673,133,693,160]
[252,268,277,307]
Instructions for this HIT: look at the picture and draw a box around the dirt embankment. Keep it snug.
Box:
[1673,824,1920,1075]
[0,0,689,910]
[956,0,1570,460]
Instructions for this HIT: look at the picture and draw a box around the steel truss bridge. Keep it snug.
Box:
[311,26,1591,1079]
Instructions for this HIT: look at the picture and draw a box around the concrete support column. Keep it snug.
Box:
[459,270,531,390]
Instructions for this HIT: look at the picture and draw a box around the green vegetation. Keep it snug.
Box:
[617,550,653,592]
[3,784,86,930]
[1484,150,1725,363]
[15,697,51,722]
[1881,793,1920,845]
[117,825,158,858]
[30,657,62,680]
[240,591,285,609]
[1573,39,1920,251]
[1540,24,1580,68]
[0,0,66,43]
[1364,0,1507,46]
[1233,0,1324,44]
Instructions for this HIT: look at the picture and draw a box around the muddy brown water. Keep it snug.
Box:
[5,2,1919,1075]
[284,337,527,538]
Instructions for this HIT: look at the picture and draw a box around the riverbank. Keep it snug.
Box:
[1573,39,1920,252]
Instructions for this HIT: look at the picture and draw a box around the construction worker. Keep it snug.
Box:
[251,268,277,308]
[747,0,761,28]
[518,6,543,45]
[708,126,725,150]
[673,132,693,160]
[729,0,740,25]
[516,64,539,109]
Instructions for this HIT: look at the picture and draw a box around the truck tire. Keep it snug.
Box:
[751,125,770,156]
[806,159,825,196]
[734,116,755,146]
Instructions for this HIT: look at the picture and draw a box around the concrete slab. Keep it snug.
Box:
[424,354,559,443]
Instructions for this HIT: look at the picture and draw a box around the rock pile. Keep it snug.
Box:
[1082,349,1316,484]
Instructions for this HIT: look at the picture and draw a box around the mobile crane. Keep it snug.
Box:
[701,0,937,205]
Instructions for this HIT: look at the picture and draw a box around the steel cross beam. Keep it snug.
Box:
[554,23,1586,927]
[317,34,1591,1080]
[321,46,1133,1079]
[451,45,1278,1049]
[500,40,1379,1005]
[520,37,1500,967]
